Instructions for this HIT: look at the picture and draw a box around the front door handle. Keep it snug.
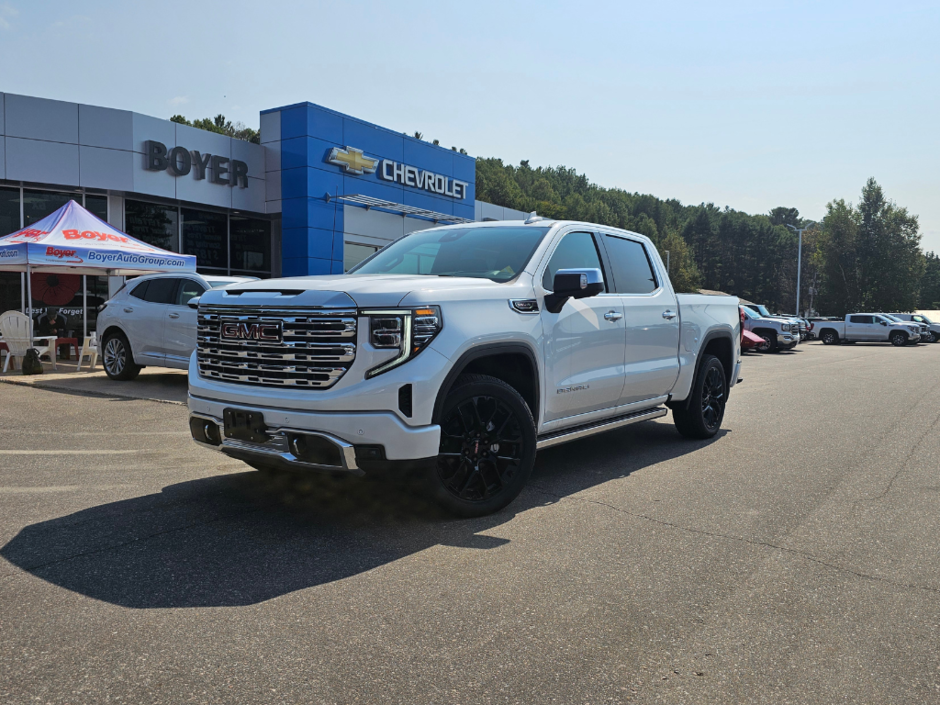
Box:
[662,310,677,320]
[168,312,180,319]
[604,311,623,322]
[123,307,133,313]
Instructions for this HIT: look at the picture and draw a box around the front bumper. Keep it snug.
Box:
[188,394,442,465]
[777,333,798,346]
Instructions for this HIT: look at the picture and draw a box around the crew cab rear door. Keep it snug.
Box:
[538,230,627,423]
[847,314,875,340]
[599,233,680,405]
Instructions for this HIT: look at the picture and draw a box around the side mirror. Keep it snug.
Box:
[544,268,604,313]
[880,321,887,326]
[187,296,201,310]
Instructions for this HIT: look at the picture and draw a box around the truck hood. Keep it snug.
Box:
[216,273,511,308]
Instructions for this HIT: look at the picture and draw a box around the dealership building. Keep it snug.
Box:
[0,92,524,319]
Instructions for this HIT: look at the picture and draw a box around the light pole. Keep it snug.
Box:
[787,221,815,316]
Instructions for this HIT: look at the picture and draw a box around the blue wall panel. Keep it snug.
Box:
[342,120,405,163]
[266,102,475,277]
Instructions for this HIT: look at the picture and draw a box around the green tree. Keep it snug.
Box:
[658,229,701,293]
[168,114,260,144]
[817,179,923,315]
[920,252,940,309]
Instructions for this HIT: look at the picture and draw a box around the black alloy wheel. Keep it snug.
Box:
[673,354,727,439]
[890,331,907,347]
[102,332,141,381]
[756,330,777,353]
[431,374,536,517]
[927,331,938,344]
[821,330,839,345]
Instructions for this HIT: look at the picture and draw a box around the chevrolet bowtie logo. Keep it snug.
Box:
[327,146,379,175]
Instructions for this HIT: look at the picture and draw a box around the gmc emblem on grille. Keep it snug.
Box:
[221,321,283,342]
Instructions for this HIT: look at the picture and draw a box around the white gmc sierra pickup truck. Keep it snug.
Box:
[188,219,742,516]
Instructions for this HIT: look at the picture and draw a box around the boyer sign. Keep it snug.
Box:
[144,140,249,188]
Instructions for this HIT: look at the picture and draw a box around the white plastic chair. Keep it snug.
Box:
[0,311,56,372]
[77,333,98,371]
[1,311,29,372]
[33,336,57,370]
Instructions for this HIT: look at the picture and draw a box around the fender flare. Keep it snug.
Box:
[668,329,735,411]
[432,343,541,424]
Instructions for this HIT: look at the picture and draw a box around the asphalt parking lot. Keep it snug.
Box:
[1,341,939,704]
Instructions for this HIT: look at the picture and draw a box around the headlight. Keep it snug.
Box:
[362,306,443,378]
[781,323,790,331]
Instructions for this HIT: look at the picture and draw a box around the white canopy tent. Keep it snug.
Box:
[0,199,196,338]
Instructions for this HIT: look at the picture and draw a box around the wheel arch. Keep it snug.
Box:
[99,325,137,363]
[668,330,735,411]
[432,344,541,425]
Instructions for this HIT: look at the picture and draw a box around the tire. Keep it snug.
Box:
[673,354,727,440]
[890,331,907,347]
[756,329,777,353]
[102,331,141,380]
[820,330,839,345]
[928,331,939,344]
[428,374,536,517]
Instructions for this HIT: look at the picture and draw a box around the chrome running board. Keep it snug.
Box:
[536,407,668,450]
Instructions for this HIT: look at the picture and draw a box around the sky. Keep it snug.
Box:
[1,0,938,251]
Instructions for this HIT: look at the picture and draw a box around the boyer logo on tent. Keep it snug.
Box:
[45,246,83,264]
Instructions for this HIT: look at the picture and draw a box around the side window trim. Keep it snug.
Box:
[130,279,150,301]
[539,229,610,293]
[175,278,206,306]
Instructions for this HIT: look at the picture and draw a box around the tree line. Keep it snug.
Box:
[476,159,939,314]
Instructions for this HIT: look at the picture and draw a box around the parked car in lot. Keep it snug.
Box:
[98,272,258,380]
[741,303,805,339]
[886,313,939,343]
[878,314,931,343]
[814,314,921,346]
[187,219,743,516]
[740,306,799,352]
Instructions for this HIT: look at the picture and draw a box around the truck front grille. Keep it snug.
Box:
[197,306,357,389]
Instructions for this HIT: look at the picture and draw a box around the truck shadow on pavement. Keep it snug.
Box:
[1,421,724,609]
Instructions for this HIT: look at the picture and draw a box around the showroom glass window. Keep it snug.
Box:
[182,208,228,273]
[230,216,271,275]
[85,194,108,222]
[602,235,658,294]
[125,200,179,251]
[344,243,379,271]
[23,190,82,227]
[0,186,20,313]
[0,186,19,236]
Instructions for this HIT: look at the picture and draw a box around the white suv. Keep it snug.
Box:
[98,273,257,380]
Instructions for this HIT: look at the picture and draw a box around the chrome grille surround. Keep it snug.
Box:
[197,305,357,388]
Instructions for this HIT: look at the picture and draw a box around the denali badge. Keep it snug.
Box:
[221,321,283,342]
[557,384,590,394]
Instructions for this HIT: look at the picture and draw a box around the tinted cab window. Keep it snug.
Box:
[849,315,873,324]
[603,235,658,294]
[542,231,606,291]
[140,278,179,304]
[129,280,150,301]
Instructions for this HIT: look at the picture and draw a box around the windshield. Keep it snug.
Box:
[756,305,772,317]
[913,315,932,324]
[881,314,901,322]
[741,307,758,319]
[209,280,248,289]
[350,226,550,281]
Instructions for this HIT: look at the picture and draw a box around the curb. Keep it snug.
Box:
[0,377,186,406]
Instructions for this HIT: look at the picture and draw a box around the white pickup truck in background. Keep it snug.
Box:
[815,314,922,346]
[187,219,742,516]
